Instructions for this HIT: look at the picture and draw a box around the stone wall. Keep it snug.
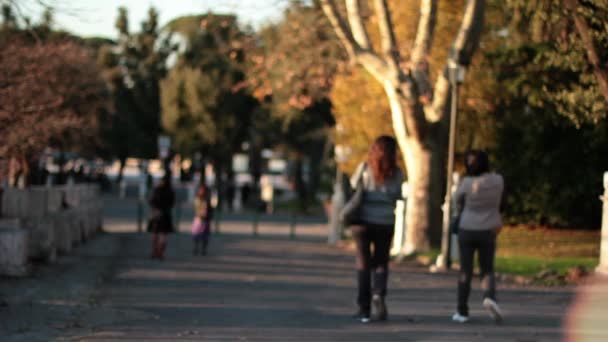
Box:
[0,185,103,276]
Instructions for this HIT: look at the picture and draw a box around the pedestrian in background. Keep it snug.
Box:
[192,183,212,255]
[451,150,504,324]
[147,174,175,260]
[350,135,404,323]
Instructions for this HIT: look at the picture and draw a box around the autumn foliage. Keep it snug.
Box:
[0,36,107,171]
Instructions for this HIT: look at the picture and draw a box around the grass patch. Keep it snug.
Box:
[494,226,600,277]
[438,226,600,278]
[419,248,441,261]
[497,226,599,258]
[495,256,598,277]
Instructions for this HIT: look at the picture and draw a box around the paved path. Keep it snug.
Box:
[1,196,605,341]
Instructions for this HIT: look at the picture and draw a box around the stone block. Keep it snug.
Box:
[0,218,21,230]
[53,212,73,255]
[65,186,80,208]
[84,205,97,237]
[75,209,88,242]
[1,188,26,218]
[0,184,103,258]
[88,200,103,234]
[25,187,49,218]
[47,188,63,213]
[67,209,82,246]
[22,217,56,263]
[0,227,29,276]
[79,185,90,203]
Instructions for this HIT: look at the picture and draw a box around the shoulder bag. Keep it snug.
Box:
[339,163,367,226]
[450,194,465,234]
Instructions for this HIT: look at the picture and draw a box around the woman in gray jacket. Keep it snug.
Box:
[452,150,504,324]
[350,136,404,323]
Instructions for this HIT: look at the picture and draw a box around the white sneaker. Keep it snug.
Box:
[483,298,503,323]
[451,312,469,323]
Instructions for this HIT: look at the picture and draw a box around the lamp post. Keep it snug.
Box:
[328,144,350,244]
[437,61,466,271]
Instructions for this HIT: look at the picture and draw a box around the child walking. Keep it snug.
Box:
[192,183,212,255]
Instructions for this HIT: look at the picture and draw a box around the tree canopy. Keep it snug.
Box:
[0,7,108,183]
[160,13,257,168]
[97,6,170,162]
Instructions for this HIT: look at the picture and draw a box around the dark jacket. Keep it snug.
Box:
[147,184,176,233]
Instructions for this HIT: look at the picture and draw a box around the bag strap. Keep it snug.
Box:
[355,162,368,189]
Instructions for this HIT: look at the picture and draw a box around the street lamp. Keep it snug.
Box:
[437,61,466,271]
[328,144,351,244]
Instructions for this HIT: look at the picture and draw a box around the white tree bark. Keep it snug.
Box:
[346,0,371,50]
[321,0,485,252]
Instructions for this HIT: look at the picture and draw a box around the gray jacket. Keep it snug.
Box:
[350,162,404,226]
[454,172,504,231]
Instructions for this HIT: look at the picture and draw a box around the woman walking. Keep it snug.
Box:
[452,150,504,323]
[147,175,175,260]
[192,183,212,255]
[350,136,404,323]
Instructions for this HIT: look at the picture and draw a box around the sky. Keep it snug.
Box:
[23,0,289,39]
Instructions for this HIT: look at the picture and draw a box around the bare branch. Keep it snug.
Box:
[565,0,608,105]
[425,74,449,122]
[383,80,411,155]
[345,0,371,50]
[426,0,485,122]
[411,0,437,111]
[448,0,485,67]
[320,0,389,81]
[357,51,391,81]
[6,0,42,42]
[372,0,399,62]
[319,0,358,59]
[411,0,437,67]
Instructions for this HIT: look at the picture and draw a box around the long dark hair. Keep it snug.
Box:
[464,150,490,176]
[367,135,398,184]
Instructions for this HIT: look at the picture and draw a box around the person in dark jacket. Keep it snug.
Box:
[350,136,404,323]
[147,175,175,260]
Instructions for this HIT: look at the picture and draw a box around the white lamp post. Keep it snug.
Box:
[597,172,608,274]
[437,61,466,271]
[328,144,351,244]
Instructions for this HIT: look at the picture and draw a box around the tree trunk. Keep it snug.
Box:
[294,154,308,213]
[385,84,447,253]
[116,156,127,186]
[198,157,207,185]
[402,140,432,253]
[429,122,448,245]
[213,160,225,211]
[320,0,485,253]
[9,155,29,189]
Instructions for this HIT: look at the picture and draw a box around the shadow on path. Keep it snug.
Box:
[55,232,574,341]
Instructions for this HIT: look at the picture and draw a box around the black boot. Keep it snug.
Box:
[373,271,388,321]
[356,270,371,323]
[372,294,387,321]
[352,308,370,323]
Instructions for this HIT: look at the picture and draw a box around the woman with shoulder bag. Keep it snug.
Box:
[348,136,404,323]
[452,150,504,324]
